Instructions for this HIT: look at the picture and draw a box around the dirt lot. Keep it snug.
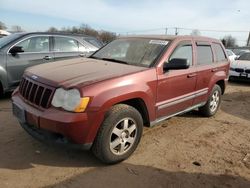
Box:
[0,82,250,188]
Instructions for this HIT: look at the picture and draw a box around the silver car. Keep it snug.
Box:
[0,32,103,95]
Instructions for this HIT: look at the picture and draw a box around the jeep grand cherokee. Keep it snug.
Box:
[12,35,229,163]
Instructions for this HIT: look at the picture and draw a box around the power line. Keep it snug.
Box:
[119,27,250,34]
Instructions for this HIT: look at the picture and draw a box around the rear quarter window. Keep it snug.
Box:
[196,44,213,65]
[213,43,227,62]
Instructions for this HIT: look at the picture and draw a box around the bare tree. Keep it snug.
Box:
[0,21,7,30]
[98,31,116,43]
[47,27,58,32]
[221,35,237,47]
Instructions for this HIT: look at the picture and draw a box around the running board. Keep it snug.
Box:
[150,102,206,127]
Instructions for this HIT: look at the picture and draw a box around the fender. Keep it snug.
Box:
[208,68,227,95]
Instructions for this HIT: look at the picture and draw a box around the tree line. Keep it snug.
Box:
[0,20,241,47]
[47,24,116,44]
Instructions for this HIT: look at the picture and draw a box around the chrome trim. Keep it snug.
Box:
[157,88,208,110]
[150,102,206,127]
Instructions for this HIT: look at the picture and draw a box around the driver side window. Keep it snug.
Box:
[169,42,193,66]
[14,36,49,53]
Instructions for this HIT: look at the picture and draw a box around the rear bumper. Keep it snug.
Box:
[12,93,104,147]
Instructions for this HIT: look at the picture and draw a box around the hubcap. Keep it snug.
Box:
[209,90,220,112]
[110,118,137,155]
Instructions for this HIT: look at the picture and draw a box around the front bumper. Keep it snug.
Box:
[12,93,104,148]
[229,70,250,81]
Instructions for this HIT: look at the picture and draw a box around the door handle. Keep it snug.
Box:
[43,56,52,60]
[211,68,219,72]
[187,73,197,78]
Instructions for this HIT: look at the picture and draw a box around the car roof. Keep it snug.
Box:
[118,35,221,42]
[13,32,95,38]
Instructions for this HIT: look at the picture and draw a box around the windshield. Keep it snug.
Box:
[0,33,23,49]
[91,38,169,67]
[238,53,250,61]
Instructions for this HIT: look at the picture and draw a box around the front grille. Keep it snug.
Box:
[235,68,244,73]
[19,77,55,108]
[245,69,250,74]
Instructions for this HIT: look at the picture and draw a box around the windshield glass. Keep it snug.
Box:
[0,33,23,49]
[238,53,250,61]
[91,38,169,67]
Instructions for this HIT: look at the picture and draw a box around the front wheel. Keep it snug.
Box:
[92,104,143,164]
[199,84,222,117]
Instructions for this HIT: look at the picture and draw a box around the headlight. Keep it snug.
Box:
[51,88,90,112]
[230,67,235,71]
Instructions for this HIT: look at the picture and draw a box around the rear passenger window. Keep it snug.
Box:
[169,43,193,65]
[54,37,79,52]
[196,44,213,65]
[213,43,227,62]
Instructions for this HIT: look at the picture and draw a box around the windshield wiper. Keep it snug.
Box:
[101,58,128,65]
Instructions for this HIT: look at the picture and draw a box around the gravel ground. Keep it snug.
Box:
[0,82,250,188]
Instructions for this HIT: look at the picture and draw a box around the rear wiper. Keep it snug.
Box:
[101,58,128,65]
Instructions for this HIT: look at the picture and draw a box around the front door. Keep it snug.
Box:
[7,36,53,87]
[156,41,197,118]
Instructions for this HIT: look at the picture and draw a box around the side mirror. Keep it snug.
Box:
[9,46,24,56]
[163,58,190,71]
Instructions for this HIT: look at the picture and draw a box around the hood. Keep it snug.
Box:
[231,60,250,69]
[25,58,147,88]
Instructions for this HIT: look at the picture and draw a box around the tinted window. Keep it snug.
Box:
[14,36,49,52]
[169,43,193,65]
[197,45,213,65]
[214,43,227,61]
[54,37,78,52]
[238,53,250,61]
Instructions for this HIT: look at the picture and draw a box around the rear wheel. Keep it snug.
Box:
[92,104,143,164]
[199,84,222,117]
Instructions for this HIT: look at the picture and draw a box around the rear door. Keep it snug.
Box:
[6,35,53,87]
[156,41,197,118]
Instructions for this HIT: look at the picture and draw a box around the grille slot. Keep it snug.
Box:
[245,69,250,74]
[19,77,54,109]
[235,68,244,73]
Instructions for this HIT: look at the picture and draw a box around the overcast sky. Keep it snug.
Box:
[0,0,249,45]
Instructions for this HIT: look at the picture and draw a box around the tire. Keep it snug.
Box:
[92,104,143,164]
[199,84,222,117]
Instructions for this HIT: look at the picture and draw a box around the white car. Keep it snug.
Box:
[229,52,250,80]
[226,49,237,63]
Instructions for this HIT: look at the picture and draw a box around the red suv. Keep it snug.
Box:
[12,35,229,163]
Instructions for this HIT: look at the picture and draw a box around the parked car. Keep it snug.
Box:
[0,32,102,95]
[0,29,10,38]
[12,35,229,163]
[226,49,237,63]
[229,52,250,81]
[232,49,250,59]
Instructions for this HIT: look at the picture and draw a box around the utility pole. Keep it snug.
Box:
[165,27,168,35]
[247,32,250,46]
[175,27,178,35]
